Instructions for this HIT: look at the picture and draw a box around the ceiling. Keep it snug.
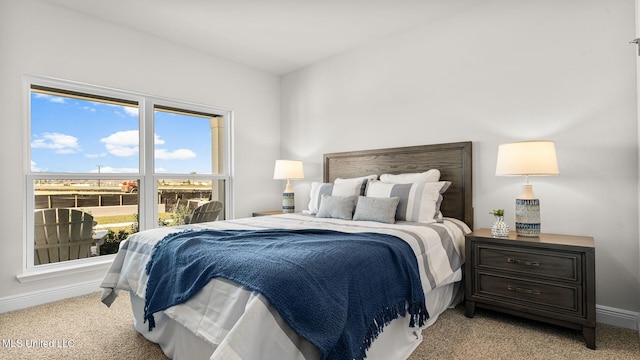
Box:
[39,0,480,75]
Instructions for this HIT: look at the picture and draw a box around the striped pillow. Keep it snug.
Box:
[307,175,376,215]
[334,174,377,195]
[365,180,451,223]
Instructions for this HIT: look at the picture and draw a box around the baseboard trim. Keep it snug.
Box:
[596,304,640,331]
[0,279,102,314]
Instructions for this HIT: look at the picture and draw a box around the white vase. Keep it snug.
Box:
[491,216,510,237]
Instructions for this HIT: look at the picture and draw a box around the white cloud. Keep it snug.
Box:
[31,132,81,154]
[100,130,166,156]
[34,93,65,104]
[55,148,79,155]
[122,106,139,117]
[90,166,138,174]
[101,130,139,157]
[85,152,107,159]
[154,134,165,145]
[82,106,96,113]
[31,160,45,172]
[155,148,197,160]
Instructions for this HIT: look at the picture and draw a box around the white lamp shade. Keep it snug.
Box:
[496,140,559,176]
[273,160,304,180]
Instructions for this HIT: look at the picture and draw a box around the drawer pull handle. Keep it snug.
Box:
[507,285,541,295]
[507,257,540,267]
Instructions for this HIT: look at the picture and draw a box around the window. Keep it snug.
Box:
[153,106,227,227]
[26,77,230,270]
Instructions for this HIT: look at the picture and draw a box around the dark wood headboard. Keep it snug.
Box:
[323,141,473,228]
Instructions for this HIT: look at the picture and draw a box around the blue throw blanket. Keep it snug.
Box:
[144,229,428,360]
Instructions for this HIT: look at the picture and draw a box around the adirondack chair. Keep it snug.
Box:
[184,200,223,224]
[34,208,108,265]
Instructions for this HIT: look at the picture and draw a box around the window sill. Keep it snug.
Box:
[16,255,115,283]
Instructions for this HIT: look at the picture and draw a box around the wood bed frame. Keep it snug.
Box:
[323,141,473,229]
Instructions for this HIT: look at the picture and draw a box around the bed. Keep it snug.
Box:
[100,141,473,360]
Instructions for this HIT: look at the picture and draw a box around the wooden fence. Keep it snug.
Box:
[35,189,213,211]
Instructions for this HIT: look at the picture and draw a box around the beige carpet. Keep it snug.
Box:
[0,292,638,359]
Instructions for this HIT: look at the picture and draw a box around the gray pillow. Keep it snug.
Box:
[316,195,357,220]
[353,196,400,224]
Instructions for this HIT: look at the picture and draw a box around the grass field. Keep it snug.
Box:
[94,214,136,225]
[94,212,178,234]
[94,213,175,224]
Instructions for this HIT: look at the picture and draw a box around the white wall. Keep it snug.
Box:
[281,0,640,313]
[1,0,638,323]
[0,0,281,301]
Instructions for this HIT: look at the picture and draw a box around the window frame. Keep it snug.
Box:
[21,75,233,278]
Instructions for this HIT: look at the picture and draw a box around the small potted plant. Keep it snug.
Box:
[489,209,509,237]
[489,209,504,218]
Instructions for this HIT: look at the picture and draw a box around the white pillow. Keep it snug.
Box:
[334,174,378,184]
[366,180,451,223]
[379,169,440,184]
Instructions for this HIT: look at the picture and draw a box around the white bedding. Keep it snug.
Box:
[101,214,470,360]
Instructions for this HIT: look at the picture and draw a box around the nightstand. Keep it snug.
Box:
[252,210,284,217]
[464,228,596,349]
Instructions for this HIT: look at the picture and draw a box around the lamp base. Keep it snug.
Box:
[282,191,295,213]
[514,183,540,237]
[515,198,540,237]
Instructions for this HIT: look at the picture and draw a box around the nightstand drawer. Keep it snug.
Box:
[476,272,582,315]
[476,245,580,282]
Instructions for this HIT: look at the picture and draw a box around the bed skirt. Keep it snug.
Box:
[129,281,461,360]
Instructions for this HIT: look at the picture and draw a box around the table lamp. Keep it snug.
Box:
[273,160,304,213]
[495,140,559,237]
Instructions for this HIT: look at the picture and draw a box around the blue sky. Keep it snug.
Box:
[30,92,213,174]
